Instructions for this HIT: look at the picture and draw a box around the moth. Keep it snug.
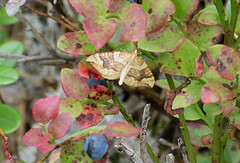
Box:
[86,50,155,87]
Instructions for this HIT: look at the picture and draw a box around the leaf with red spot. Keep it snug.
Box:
[141,0,175,33]
[100,121,140,138]
[37,142,55,154]
[57,31,97,55]
[61,68,89,101]
[59,97,82,119]
[68,0,110,18]
[49,149,61,163]
[220,99,236,117]
[198,5,221,25]
[76,103,119,129]
[78,59,103,80]
[60,140,92,162]
[201,80,235,103]
[160,38,201,77]
[138,22,183,52]
[172,80,204,109]
[89,85,112,101]
[108,0,130,13]
[206,45,240,80]
[32,96,59,124]
[48,113,72,139]
[23,129,50,146]
[201,133,212,146]
[195,55,204,79]
[187,19,222,51]
[83,18,117,49]
[229,108,240,130]
[187,122,212,147]
[119,3,147,42]
[171,0,199,21]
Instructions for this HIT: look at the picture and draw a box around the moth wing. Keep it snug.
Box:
[86,52,130,80]
[123,57,155,87]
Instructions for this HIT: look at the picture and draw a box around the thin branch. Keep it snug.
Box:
[178,138,189,163]
[0,53,55,62]
[166,153,175,163]
[115,138,143,163]
[159,138,179,150]
[140,104,151,163]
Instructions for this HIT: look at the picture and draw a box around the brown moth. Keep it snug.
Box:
[86,50,155,87]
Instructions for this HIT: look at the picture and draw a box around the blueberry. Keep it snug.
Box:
[85,78,108,88]
[83,135,108,159]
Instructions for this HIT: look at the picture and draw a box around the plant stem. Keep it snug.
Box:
[220,122,229,163]
[165,74,196,163]
[229,0,239,47]
[212,114,223,163]
[108,82,159,163]
[194,104,213,130]
[213,0,230,45]
[141,50,156,60]
[233,36,240,50]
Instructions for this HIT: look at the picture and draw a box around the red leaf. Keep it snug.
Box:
[100,121,140,138]
[48,113,72,139]
[89,85,112,101]
[220,99,236,117]
[108,0,130,13]
[142,0,175,33]
[37,141,55,154]
[76,104,104,129]
[78,60,103,80]
[32,96,59,124]
[23,129,50,146]
[68,0,110,18]
[57,31,97,55]
[119,4,147,42]
[61,68,90,100]
[83,18,117,49]
[195,55,204,79]
[200,134,212,146]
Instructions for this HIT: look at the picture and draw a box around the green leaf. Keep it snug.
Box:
[196,154,211,163]
[60,140,93,163]
[171,0,199,21]
[59,97,83,118]
[184,105,201,121]
[0,41,24,67]
[0,104,22,134]
[155,79,181,90]
[138,22,183,52]
[57,31,97,55]
[224,140,240,163]
[161,38,201,77]
[203,103,222,116]
[0,30,8,45]
[0,7,19,25]
[198,5,221,25]
[173,80,203,109]
[0,66,19,85]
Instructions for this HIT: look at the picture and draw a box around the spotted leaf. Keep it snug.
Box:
[83,18,117,49]
[100,121,140,138]
[57,31,97,55]
[61,68,89,101]
[78,59,103,80]
[220,99,236,117]
[89,85,112,101]
[201,80,235,103]
[138,22,183,52]
[171,0,199,21]
[108,0,130,13]
[195,55,204,79]
[198,5,221,25]
[49,149,61,163]
[206,45,240,80]
[119,3,147,42]
[59,97,82,119]
[160,38,201,77]
[141,0,175,33]
[229,109,240,130]
[201,133,212,146]
[23,129,50,146]
[32,96,59,124]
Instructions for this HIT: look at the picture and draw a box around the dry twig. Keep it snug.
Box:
[159,138,179,150]
[115,138,143,163]
[166,153,175,163]
[178,137,189,163]
[140,103,151,163]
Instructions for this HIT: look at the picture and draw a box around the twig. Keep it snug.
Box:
[140,104,151,163]
[0,128,12,159]
[115,138,143,163]
[24,6,76,32]
[178,138,189,163]
[166,153,175,163]
[159,138,179,150]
